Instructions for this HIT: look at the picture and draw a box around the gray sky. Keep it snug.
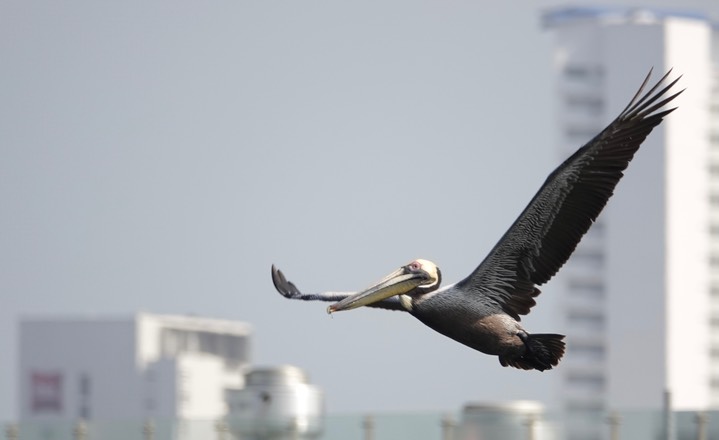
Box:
[1,0,717,421]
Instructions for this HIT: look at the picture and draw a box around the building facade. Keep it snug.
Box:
[543,7,717,437]
[19,313,252,424]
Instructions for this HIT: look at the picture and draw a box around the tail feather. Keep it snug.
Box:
[500,333,565,372]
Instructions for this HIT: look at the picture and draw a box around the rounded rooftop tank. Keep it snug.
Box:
[227,365,324,440]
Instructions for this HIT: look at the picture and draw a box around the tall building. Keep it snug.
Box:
[543,6,717,437]
[19,313,251,426]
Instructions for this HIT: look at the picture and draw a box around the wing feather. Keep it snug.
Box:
[271,265,406,311]
[457,70,682,320]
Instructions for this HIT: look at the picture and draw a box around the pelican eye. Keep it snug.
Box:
[408,261,422,272]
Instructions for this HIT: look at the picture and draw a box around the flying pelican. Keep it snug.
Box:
[271,70,682,371]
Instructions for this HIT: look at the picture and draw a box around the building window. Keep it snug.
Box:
[709,164,719,177]
[79,374,90,397]
[31,372,63,414]
[587,221,605,238]
[571,248,604,268]
[564,65,591,79]
[566,372,605,392]
[565,399,605,413]
[568,278,605,299]
[565,95,604,115]
[78,373,91,420]
[565,127,601,144]
[145,397,155,412]
[563,65,603,82]
[567,310,605,331]
[160,329,249,368]
[568,342,605,362]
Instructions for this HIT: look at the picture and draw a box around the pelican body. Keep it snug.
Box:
[271,70,682,371]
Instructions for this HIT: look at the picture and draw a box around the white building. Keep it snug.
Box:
[542,6,718,436]
[19,313,251,424]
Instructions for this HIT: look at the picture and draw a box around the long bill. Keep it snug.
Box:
[327,267,428,313]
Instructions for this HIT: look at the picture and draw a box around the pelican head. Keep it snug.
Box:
[327,259,441,313]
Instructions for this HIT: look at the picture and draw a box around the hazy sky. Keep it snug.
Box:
[2,0,717,421]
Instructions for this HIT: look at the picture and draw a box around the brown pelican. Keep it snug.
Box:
[271,70,682,371]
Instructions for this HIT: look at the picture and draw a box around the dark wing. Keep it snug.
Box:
[271,265,406,311]
[457,69,683,320]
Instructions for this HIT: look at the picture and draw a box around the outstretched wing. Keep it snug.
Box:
[457,69,683,320]
[271,265,406,311]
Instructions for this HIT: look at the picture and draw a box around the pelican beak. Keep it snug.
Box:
[327,266,429,313]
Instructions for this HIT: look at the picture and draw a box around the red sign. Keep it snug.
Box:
[31,372,63,413]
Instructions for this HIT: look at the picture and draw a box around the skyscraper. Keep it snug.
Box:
[543,6,716,438]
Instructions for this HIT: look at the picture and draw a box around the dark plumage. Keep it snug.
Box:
[271,70,682,371]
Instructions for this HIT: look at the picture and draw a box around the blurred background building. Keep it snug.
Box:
[19,313,251,422]
[543,5,717,439]
[18,313,326,440]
